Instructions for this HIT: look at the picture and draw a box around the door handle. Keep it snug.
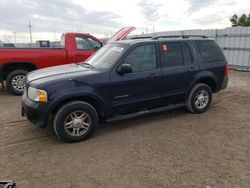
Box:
[147,73,159,79]
[188,67,198,72]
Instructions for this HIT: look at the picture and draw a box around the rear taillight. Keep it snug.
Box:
[225,64,229,77]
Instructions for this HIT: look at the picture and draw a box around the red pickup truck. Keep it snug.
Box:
[0,27,135,95]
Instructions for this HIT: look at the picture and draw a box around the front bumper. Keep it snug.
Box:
[22,92,49,128]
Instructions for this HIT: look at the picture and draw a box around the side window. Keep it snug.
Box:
[75,36,101,50]
[196,41,225,63]
[86,37,102,49]
[182,43,193,65]
[60,34,65,47]
[161,42,184,68]
[123,44,156,72]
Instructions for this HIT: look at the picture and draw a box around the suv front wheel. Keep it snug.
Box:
[186,83,212,113]
[53,101,98,143]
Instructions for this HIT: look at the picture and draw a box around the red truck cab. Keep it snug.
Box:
[0,27,135,95]
[58,33,102,66]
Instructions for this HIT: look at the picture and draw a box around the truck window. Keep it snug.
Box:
[161,42,184,68]
[196,41,225,63]
[75,36,101,50]
[123,44,156,72]
[86,37,102,49]
[60,34,65,48]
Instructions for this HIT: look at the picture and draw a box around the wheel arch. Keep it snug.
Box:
[188,75,218,96]
[49,94,109,119]
[1,61,37,80]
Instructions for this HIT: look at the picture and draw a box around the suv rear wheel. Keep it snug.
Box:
[6,69,28,95]
[53,101,98,143]
[186,83,212,113]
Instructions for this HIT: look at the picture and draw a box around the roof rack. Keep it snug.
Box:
[151,35,208,40]
[129,36,154,40]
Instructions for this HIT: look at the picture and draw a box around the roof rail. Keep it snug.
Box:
[129,36,154,40]
[151,35,208,40]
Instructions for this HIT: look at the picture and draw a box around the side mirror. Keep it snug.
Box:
[117,64,132,75]
[94,43,102,50]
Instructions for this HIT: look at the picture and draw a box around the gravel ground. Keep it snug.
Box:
[0,70,250,188]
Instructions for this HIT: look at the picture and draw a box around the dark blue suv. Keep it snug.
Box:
[22,35,228,142]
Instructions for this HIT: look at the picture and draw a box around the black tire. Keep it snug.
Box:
[186,83,212,114]
[6,69,28,95]
[53,101,98,143]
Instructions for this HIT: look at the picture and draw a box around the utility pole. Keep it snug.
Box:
[53,30,56,41]
[28,20,33,45]
[13,32,16,44]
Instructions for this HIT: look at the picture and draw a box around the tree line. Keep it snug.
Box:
[230,13,250,27]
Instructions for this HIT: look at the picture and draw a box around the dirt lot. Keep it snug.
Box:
[0,70,250,188]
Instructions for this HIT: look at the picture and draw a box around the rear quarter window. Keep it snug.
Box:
[196,41,225,63]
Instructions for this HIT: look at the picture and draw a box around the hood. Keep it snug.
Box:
[107,27,135,43]
[27,64,92,84]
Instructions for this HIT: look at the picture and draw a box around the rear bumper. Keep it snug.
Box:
[0,64,3,82]
[221,76,228,90]
[22,92,49,128]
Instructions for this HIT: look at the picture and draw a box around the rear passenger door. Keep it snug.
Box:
[160,42,198,104]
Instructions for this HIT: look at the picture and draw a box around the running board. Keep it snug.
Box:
[106,103,185,122]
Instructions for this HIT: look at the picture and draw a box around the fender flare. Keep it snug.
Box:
[187,74,218,96]
[46,92,110,119]
[1,61,37,77]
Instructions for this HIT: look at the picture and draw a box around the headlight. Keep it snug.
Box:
[28,87,48,102]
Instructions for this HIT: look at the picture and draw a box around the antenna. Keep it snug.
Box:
[28,20,33,45]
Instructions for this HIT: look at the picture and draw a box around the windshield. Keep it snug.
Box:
[81,43,127,70]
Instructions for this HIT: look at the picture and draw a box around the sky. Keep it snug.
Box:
[0,0,250,43]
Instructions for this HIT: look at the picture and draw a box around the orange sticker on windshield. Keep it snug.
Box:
[162,44,168,52]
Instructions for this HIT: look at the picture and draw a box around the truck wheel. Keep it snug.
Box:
[186,83,212,113]
[6,69,28,95]
[53,101,98,143]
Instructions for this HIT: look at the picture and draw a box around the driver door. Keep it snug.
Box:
[110,43,162,115]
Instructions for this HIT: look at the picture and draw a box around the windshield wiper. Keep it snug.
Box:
[79,62,94,69]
